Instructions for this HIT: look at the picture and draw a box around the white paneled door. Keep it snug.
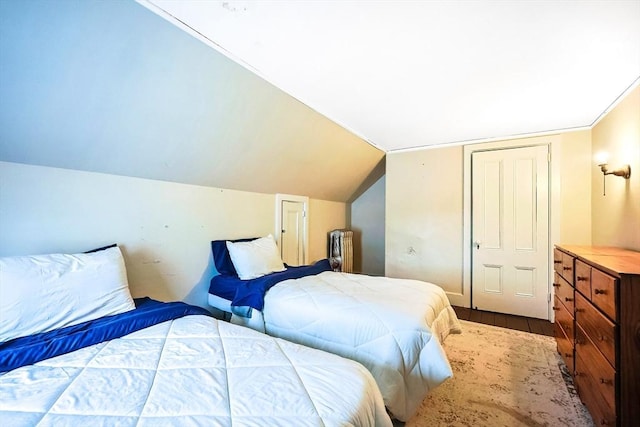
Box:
[280,200,306,266]
[471,145,549,319]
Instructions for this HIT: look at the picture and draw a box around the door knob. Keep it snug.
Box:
[473,241,481,249]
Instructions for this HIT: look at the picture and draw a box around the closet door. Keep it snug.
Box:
[280,200,305,266]
[471,145,549,319]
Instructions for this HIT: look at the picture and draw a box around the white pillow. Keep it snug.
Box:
[0,246,135,343]
[226,234,286,280]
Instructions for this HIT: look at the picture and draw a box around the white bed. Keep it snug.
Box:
[0,314,391,426]
[0,245,392,427]
[209,239,462,422]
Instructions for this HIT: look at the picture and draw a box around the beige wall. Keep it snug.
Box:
[386,131,593,307]
[591,85,640,250]
[308,198,348,263]
[0,162,345,309]
[559,130,593,244]
[386,146,464,296]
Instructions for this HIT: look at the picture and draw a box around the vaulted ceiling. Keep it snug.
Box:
[144,0,640,152]
[2,1,638,203]
[0,0,383,203]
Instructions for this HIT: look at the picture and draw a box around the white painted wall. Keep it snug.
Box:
[0,162,346,309]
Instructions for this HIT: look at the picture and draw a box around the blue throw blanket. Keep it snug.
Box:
[0,297,211,373]
[209,259,332,317]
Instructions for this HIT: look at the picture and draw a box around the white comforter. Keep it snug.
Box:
[0,314,392,427]
[257,271,462,421]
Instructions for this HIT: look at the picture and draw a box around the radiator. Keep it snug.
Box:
[329,229,353,273]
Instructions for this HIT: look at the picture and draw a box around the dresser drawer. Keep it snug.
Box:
[554,322,574,374]
[575,324,616,414]
[553,272,574,314]
[575,259,591,299]
[591,268,617,321]
[554,296,574,345]
[560,252,574,283]
[575,292,616,368]
[553,248,563,275]
[574,351,617,427]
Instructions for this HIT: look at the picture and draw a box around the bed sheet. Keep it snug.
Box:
[252,271,462,421]
[0,314,392,427]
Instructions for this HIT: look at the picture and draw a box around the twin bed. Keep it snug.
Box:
[208,236,462,421]
[0,246,391,426]
[1,236,461,424]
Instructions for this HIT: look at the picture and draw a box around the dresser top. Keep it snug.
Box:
[556,245,640,276]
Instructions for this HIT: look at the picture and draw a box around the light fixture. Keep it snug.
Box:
[595,151,631,195]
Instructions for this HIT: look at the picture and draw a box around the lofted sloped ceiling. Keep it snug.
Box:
[143,0,640,152]
[0,0,383,203]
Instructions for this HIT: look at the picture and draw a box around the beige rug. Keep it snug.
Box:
[403,320,594,427]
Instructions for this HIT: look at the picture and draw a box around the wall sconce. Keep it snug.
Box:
[595,151,631,195]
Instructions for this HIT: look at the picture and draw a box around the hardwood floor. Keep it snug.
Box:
[452,306,554,337]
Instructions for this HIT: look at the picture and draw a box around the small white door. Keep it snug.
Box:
[280,200,305,266]
[471,145,549,319]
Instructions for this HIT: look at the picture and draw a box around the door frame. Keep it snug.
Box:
[275,193,309,265]
[461,135,561,320]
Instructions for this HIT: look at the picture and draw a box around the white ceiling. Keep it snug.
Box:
[143,0,640,153]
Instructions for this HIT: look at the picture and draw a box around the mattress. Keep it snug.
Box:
[0,314,392,426]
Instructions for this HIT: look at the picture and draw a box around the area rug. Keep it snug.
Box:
[403,320,594,427]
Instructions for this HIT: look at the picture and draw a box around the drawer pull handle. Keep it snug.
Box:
[576,276,588,281]
[563,266,572,271]
[598,335,606,342]
[564,353,572,358]
[599,378,612,385]
[552,307,560,311]
[565,297,573,302]
[575,308,584,313]
[575,339,583,345]
[554,260,562,264]
[552,283,560,287]
[594,289,606,295]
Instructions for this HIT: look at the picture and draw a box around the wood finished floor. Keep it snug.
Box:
[452,306,554,337]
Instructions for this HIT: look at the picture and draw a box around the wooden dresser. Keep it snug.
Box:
[553,245,640,427]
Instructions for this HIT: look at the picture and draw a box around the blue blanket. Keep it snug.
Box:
[209,259,332,317]
[0,297,211,373]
